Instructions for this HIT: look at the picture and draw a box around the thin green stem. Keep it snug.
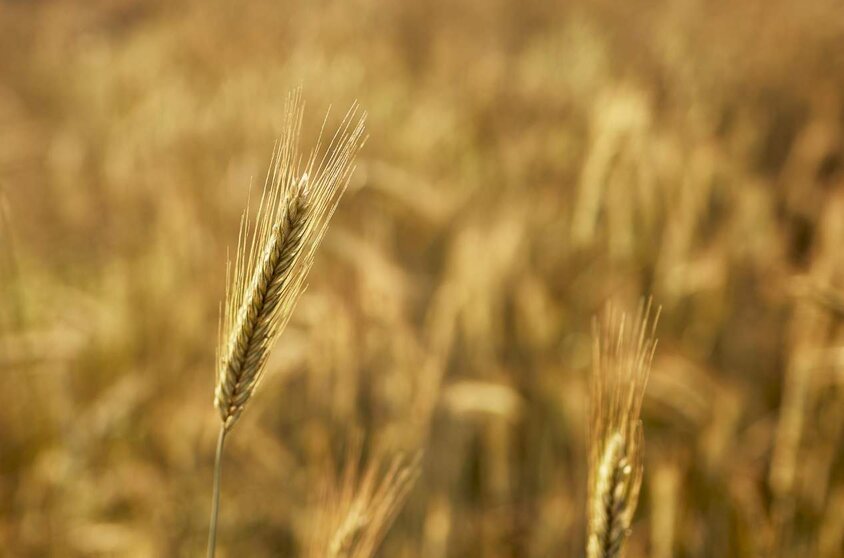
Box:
[207,425,227,558]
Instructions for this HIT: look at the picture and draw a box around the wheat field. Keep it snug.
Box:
[2,1,844,556]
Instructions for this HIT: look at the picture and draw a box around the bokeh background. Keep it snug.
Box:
[2,0,844,556]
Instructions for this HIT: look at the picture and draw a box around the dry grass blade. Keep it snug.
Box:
[214,89,367,431]
[587,300,659,558]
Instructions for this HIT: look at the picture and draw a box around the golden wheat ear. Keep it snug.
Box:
[215,90,366,431]
[207,90,366,558]
[586,299,659,558]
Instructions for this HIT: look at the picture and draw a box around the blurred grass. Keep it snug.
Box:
[1,0,844,556]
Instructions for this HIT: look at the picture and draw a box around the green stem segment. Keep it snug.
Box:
[207,426,227,558]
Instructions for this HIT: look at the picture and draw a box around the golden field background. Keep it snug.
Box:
[2,0,844,556]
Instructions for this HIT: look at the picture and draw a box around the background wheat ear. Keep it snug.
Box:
[306,440,421,558]
[586,299,659,558]
[207,89,366,558]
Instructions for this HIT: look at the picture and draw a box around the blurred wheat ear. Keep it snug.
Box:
[307,443,420,558]
[586,300,659,558]
[207,89,366,558]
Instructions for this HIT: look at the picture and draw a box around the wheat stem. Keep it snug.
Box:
[207,425,227,558]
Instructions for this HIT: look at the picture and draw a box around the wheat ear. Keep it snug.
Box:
[308,445,420,558]
[207,90,366,558]
[586,300,659,558]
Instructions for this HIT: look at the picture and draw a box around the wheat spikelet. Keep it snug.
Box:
[586,300,659,558]
[214,89,366,431]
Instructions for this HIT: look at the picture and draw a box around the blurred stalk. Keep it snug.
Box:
[207,426,227,558]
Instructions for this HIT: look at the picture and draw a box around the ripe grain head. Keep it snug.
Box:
[587,300,659,558]
[214,89,366,431]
